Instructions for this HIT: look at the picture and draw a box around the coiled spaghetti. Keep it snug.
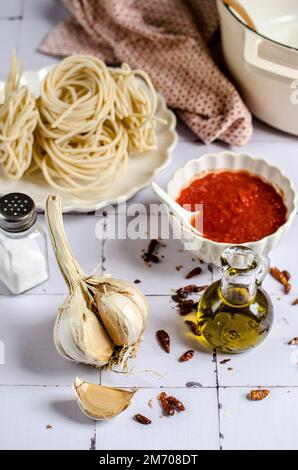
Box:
[0,52,38,179]
[111,63,157,155]
[32,55,158,196]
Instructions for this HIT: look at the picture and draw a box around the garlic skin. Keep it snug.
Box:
[96,290,146,346]
[46,194,149,369]
[54,290,114,366]
[95,278,149,347]
[73,377,137,420]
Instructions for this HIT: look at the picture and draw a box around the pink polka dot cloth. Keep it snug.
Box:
[40,0,252,146]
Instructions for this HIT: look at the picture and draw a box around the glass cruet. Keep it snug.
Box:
[197,246,273,353]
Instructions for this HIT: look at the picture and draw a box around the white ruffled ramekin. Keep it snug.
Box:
[167,151,297,266]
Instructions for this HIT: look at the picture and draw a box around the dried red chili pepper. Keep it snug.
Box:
[270,267,291,294]
[148,253,160,263]
[185,267,202,279]
[148,239,159,254]
[156,329,170,353]
[178,300,195,316]
[219,358,231,365]
[179,306,192,316]
[176,285,198,298]
[248,389,270,401]
[270,267,287,285]
[288,337,298,345]
[179,350,194,362]
[179,299,195,308]
[292,298,298,306]
[143,239,160,263]
[284,283,292,294]
[159,392,175,416]
[185,320,201,336]
[134,414,151,425]
[167,395,185,411]
[282,270,291,282]
[176,284,208,298]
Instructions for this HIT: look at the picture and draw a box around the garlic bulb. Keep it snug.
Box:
[73,377,137,420]
[46,194,149,368]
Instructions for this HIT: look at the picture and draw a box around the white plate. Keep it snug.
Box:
[0,66,177,212]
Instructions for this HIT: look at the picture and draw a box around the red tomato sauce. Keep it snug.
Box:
[176,171,287,244]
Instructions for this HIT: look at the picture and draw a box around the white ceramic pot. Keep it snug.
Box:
[216,0,298,135]
[167,151,297,266]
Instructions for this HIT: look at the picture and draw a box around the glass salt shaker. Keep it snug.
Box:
[0,193,49,294]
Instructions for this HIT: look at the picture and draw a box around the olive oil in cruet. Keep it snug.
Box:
[197,246,273,353]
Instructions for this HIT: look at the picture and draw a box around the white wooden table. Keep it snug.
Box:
[1,0,298,451]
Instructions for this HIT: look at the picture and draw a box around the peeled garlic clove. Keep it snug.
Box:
[95,291,146,346]
[54,290,114,366]
[73,377,137,420]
